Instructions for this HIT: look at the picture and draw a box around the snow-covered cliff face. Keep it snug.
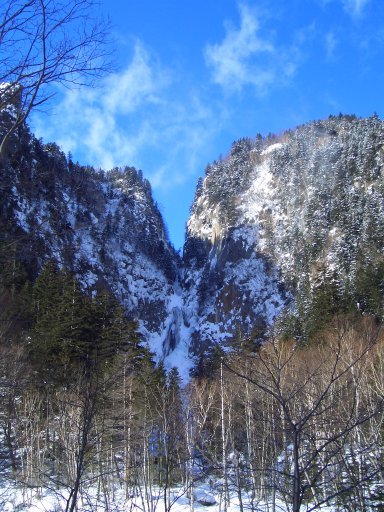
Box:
[0,129,180,360]
[183,115,384,356]
[183,138,289,356]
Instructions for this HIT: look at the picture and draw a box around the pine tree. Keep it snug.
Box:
[30,261,68,379]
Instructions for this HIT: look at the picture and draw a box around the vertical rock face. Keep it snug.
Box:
[182,138,290,356]
[2,112,384,375]
[182,115,384,357]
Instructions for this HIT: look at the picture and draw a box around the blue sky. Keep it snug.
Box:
[31,0,384,250]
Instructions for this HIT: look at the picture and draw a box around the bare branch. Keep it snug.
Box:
[0,0,113,157]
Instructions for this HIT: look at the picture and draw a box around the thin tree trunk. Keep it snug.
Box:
[220,359,229,511]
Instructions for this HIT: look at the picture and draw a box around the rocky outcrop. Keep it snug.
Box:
[0,128,179,358]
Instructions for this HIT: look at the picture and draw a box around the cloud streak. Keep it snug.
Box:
[32,43,218,190]
[319,0,370,16]
[325,32,337,60]
[342,0,369,16]
[204,3,299,95]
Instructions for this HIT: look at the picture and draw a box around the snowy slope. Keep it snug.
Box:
[183,115,384,359]
[183,138,289,358]
[0,134,181,361]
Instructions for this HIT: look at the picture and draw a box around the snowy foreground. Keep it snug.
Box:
[0,481,336,512]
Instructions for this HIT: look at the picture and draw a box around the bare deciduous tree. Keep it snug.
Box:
[224,316,383,511]
[0,0,112,156]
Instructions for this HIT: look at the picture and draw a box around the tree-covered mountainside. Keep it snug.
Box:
[0,120,180,358]
[184,114,384,360]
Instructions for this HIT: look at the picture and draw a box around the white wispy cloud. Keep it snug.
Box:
[318,0,370,16]
[31,43,218,190]
[325,32,337,60]
[204,3,299,94]
[33,43,161,170]
[341,0,369,16]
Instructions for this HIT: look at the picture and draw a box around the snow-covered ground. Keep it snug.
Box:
[0,480,336,511]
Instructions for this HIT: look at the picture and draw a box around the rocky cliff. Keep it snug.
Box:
[0,123,180,360]
[182,115,384,360]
